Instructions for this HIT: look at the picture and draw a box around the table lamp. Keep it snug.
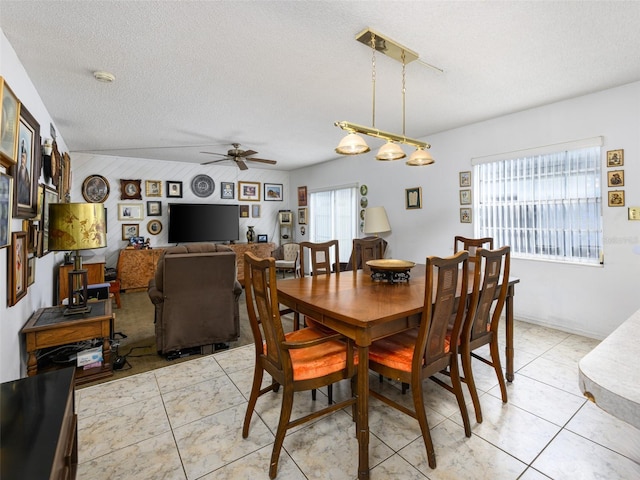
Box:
[363,206,391,236]
[48,203,107,314]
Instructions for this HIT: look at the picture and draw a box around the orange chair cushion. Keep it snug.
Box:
[369,328,451,373]
[264,327,358,381]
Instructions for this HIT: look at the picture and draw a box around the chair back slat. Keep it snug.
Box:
[454,236,493,272]
[417,251,469,369]
[300,240,340,276]
[465,246,510,342]
[244,251,289,371]
[352,237,386,273]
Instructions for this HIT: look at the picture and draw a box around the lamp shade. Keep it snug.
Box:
[406,148,435,166]
[376,141,405,160]
[363,206,391,235]
[49,203,107,251]
[335,133,371,155]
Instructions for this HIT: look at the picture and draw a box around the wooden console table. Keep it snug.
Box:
[1,368,77,480]
[58,256,105,304]
[21,300,113,385]
[117,248,165,291]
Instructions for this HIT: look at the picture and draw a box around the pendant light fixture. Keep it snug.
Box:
[334,28,435,166]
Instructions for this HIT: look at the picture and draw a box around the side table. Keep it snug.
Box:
[21,300,113,385]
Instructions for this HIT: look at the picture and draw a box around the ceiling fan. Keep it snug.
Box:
[200,143,277,170]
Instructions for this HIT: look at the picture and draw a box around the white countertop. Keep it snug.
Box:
[578,308,640,429]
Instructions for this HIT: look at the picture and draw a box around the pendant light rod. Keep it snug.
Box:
[334,121,430,149]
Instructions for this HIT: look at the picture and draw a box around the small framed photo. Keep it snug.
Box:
[607,170,624,187]
[608,190,625,207]
[118,203,144,220]
[459,171,471,187]
[221,181,234,199]
[9,231,28,306]
[27,255,36,286]
[238,181,260,201]
[120,179,142,200]
[239,205,250,218]
[122,224,139,240]
[460,207,472,223]
[145,180,162,197]
[607,149,623,167]
[147,219,162,235]
[257,234,268,243]
[147,200,162,216]
[460,189,472,205]
[0,172,12,249]
[279,211,292,225]
[252,204,261,218]
[298,186,308,206]
[298,207,308,225]
[166,180,183,198]
[405,187,422,209]
[264,183,283,201]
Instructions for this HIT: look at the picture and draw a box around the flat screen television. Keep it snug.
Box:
[168,203,240,243]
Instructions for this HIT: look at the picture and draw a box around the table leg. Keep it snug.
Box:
[357,344,370,479]
[26,349,38,377]
[505,285,515,382]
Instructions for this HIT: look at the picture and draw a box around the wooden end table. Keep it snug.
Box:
[21,300,113,385]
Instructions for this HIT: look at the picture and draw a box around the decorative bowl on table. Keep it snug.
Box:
[366,259,416,283]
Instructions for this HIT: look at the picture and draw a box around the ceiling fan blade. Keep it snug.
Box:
[236,159,249,170]
[237,149,257,157]
[201,158,230,165]
[200,151,229,157]
[246,157,277,165]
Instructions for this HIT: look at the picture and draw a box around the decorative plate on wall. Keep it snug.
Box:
[82,175,110,203]
[191,174,215,197]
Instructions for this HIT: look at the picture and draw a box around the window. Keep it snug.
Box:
[474,140,602,264]
[309,185,358,263]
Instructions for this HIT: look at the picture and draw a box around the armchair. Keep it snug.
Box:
[147,243,243,354]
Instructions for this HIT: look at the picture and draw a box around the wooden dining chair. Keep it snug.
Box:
[299,240,340,277]
[368,251,471,469]
[457,246,511,423]
[352,237,386,274]
[242,251,358,479]
[454,236,493,272]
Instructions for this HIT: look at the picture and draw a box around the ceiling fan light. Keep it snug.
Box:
[376,141,405,160]
[406,148,435,166]
[335,133,370,155]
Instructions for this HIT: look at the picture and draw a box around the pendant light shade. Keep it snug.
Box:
[335,133,370,155]
[376,141,405,161]
[406,148,435,166]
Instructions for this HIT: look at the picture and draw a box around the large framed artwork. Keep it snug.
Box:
[0,173,12,249]
[0,77,21,168]
[238,181,260,201]
[10,104,40,218]
[9,231,28,306]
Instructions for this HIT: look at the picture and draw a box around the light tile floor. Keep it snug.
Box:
[75,320,640,479]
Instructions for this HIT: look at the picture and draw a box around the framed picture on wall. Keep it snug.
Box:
[0,77,21,168]
[298,186,308,206]
[252,204,261,218]
[238,181,260,201]
[221,181,234,199]
[0,173,12,249]
[298,207,308,225]
[166,180,183,198]
[11,104,40,218]
[145,180,162,197]
[607,170,624,187]
[146,200,162,216]
[120,179,142,200]
[405,187,422,209]
[9,231,28,306]
[459,189,472,205]
[459,171,471,187]
[118,203,144,220]
[606,149,623,167]
[239,205,249,218]
[121,224,139,240]
[460,207,472,223]
[264,183,283,201]
[608,190,625,207]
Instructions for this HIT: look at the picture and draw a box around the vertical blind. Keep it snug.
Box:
[309,186,357,263]
[474,146,602,264]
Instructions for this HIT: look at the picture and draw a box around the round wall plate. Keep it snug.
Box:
[191,174,215,197]
[82,175,110,203]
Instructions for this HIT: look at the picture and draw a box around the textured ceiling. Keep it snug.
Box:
[2,1,640,171]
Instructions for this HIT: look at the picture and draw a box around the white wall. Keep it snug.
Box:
[71,154,291,269]
[290,81,640,340]
[1,30,69,382]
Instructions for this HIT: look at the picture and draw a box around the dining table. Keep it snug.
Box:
[276,263,520,479]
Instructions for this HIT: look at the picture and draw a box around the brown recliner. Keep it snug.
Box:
[147,243,242,354]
